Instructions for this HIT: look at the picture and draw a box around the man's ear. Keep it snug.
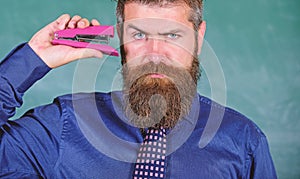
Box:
[116,23,121,39]
[197,21,206,55]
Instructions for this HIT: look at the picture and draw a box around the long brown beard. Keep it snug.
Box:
[122,58,199,129]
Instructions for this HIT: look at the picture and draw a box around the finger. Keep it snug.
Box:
[77,18,90,28]
[91,19,101,26]
[51,14,71,31]
[68,15,82,28]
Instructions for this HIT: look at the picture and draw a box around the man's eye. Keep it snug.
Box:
[133,32,146,40]
[167,33,179,39]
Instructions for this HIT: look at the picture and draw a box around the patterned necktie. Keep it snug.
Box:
[133,127,167,179]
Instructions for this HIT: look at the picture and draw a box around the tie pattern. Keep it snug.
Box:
[133,127,167,179]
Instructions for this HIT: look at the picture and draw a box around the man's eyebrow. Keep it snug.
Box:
[126,24,148,34]
[158,29,185,36]
[126,24,186,35]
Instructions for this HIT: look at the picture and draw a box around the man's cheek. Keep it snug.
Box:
[124,47,143,65]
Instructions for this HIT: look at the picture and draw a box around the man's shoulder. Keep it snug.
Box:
[52,91,123,116]
[54,91,118,104]
[197,94,266,146]
[198,94,259,127]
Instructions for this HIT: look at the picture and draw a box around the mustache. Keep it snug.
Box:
[122,61,191,87]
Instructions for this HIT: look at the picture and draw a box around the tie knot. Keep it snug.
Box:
[144,127,166,142]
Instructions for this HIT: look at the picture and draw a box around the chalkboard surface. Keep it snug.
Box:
[1,0,299,178]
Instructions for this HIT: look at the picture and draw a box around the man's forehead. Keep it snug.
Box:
[123,2,192,27]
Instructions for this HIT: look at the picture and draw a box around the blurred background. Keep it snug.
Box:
[1,0,299,178]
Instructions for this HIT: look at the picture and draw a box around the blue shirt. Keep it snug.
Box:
[0,43,277,178]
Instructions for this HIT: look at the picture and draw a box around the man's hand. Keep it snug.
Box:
[28,14,104,68]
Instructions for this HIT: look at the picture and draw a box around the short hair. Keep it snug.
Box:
[115,0,203,30]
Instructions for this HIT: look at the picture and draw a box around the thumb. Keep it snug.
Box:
[69,48,104,61]
[48,48,104,68]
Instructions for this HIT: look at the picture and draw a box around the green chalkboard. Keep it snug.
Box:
[1,0,299,178]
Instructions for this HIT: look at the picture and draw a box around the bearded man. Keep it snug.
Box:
[0,0,277,178]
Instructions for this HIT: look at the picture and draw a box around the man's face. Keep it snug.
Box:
[122,2,203,69]
[120,2,206,129]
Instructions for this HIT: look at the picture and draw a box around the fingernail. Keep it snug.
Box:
[79,21,85,26]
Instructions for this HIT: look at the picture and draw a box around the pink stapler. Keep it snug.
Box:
[51,25,119,56]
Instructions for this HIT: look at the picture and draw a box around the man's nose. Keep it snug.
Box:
[147,37,163,54]
[145,54,163,64]
[144,37,166,64]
